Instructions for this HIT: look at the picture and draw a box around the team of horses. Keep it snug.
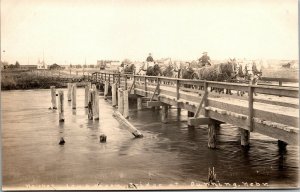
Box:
[117,58,263,96]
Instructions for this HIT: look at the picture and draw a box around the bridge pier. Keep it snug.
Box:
[58,90,64,122]
[72,83,77,109]
[188,111,195,128]
[161,105,168,124]
[50,86,57,109]
[123,90,129,119]
[104,81,109,100]
[278,140,287,152]
[177,108,181,115]
[88,89,94,120]
[208,120,219,149]
[118,88,124,115]
[240,128,250,147]
[84,83,91,108]
[112,83,117,107]
[92,84,99,120]
[137,97,142,110]
[67,83,72,101]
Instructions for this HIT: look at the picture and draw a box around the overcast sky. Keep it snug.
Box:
[1,0,298,65]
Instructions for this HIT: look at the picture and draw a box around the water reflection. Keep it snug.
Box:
[1,89,299,188]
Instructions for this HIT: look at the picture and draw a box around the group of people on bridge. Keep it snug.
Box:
[117,52,263,95]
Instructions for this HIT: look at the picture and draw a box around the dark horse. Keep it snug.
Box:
[192,59,238,94]
[146,64,162,76]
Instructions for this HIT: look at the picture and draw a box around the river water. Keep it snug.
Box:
[1,88,299,189]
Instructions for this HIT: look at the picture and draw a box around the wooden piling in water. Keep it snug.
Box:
[161,105,168,124]
[67,83,72,101]
[50,86,57,109]
[278,140,287,151]
[208,120,218,149]
[137,97,142,110]
[58,90,64,122]
[112,83,117,107]
[84,83,91,108]
[88,89,94,120]
[104,81,109,100]
[123,90,129,119]
[113,110,143,138]
[92,85,99,120]
[240,128,250,147]
[72,83,77,109]
[177,108,181,116]
[118,88,124,115]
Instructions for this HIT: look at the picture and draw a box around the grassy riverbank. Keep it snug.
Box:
[1,69,86,90]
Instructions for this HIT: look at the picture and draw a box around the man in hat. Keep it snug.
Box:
[198,52,211,67]
[146,53,154,62]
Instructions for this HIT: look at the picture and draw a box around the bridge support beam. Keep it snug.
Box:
[112,83,117,107]
[188,117,212,126]
[187,111,195,128]
[208,120,219,149]
[240,128,250,147]
[161,105,168,124]
[147,101,164,107]
[137,97,142,110]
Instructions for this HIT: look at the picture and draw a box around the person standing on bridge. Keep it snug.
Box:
[198,52,211,67]
[146,53,154,62]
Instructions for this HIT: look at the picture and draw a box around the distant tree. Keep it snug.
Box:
[15,61,20,68]
[122,59,131,65]
[49,63,62,70]
[83,64,87,68]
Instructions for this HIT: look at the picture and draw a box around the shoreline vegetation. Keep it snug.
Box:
[1,69,87,90]
[1,68,298,91]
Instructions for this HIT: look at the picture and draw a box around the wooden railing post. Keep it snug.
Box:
[144,76,147,97]
[176,79,180,100]
[124,74,127,90]
[118,74,121,88]
[108,74,110,84]
[113,74,115,83]
[204,81,208,117]
[248,85,254,132]
[133,75,136,94]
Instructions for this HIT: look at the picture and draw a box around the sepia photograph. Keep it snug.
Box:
[1,0,299,190]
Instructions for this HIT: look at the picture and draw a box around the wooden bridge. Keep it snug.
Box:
[89,71,299,148]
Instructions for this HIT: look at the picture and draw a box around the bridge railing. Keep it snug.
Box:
[91,71,299,145]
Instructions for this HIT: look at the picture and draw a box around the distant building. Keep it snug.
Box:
[37,59,47,69]
[97,60,120,69]
[20,65,37,70]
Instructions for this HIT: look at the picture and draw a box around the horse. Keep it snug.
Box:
[191,58,238,94]
[234,60,263,96]
[146,63,162,76]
